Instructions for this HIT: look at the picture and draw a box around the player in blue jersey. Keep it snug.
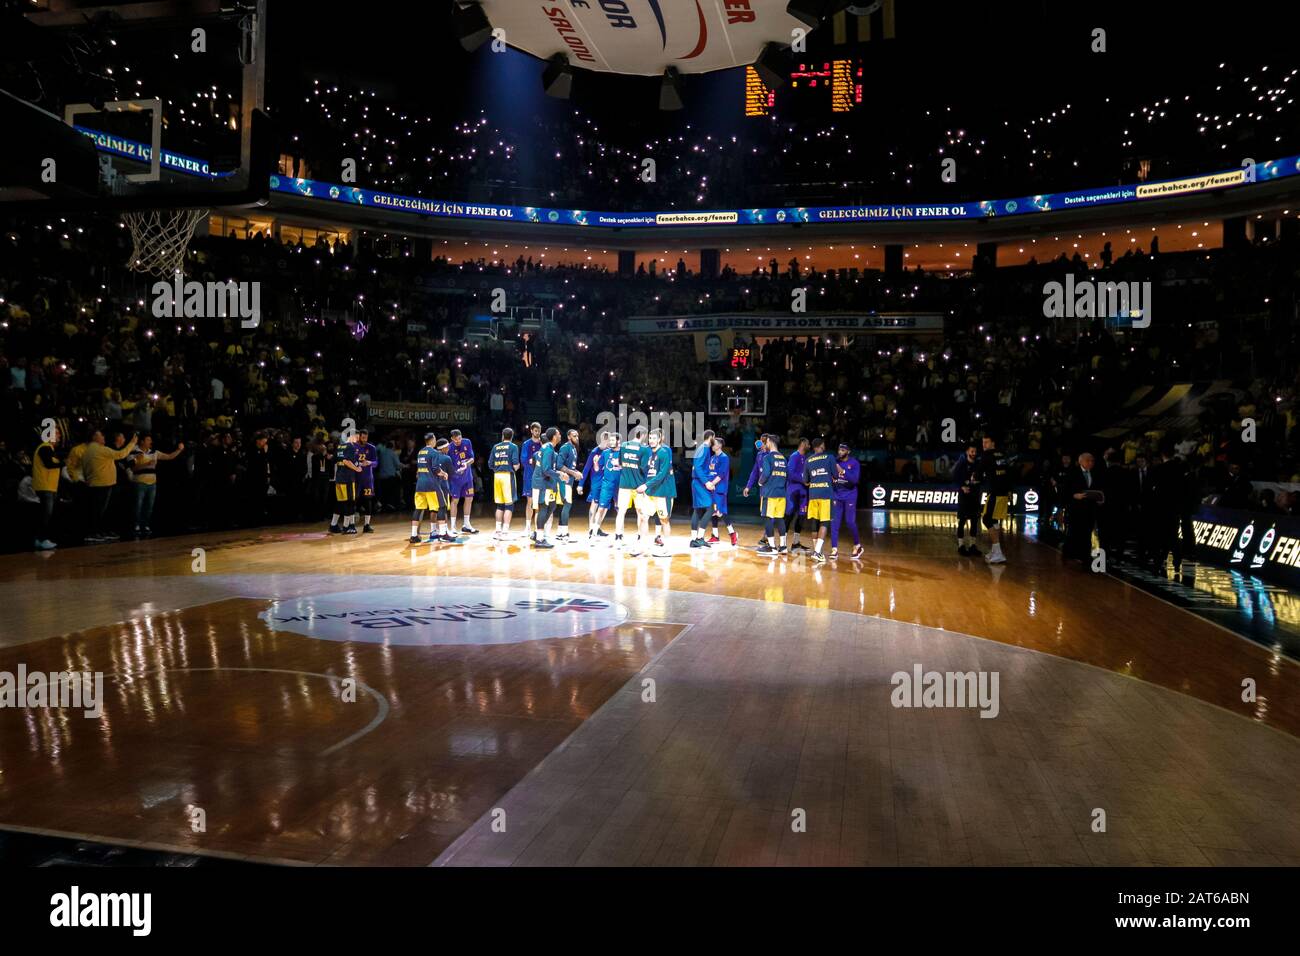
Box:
[640,429,676,557]
[785,437,810,551]
[556,429,583,542]
[581,432,608,540]
[329,431,363,535]
[447,429,477,535]
[489,427,520,541]
[803,437,834,563]
[706,434,738,547]
[742,434,772,546]
[976,434,1011,565]
[952,441,982,557]
[530,427,562,548]
[688,429,715,548]
[520,421,543,538]
[409,432,449,544]
[829,442,864,560]
[590,433,621,543]
[756,435,789,555]
[353,427,379,534]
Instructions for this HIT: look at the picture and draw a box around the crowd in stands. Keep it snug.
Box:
[5,10,1294,212]
[281,65,1299,210]
[3,207,1299,552]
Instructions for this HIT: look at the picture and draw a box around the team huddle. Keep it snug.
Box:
[357,421,868,562]
[503,422,678,555]
[326,423,1012,565]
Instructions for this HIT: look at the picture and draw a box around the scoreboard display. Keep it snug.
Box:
[729,346,754,369]
[744,67,776,117]
[744,60,864,116]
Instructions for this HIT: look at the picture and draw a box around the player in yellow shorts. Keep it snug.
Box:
[802,438,835,562]
[409,432,456,545]
[488,427,521,540]
[638,429,676,556]
[614,428,648,549]
[494,473,514,505]
[329,435,362,535]
[806,498,830,522]
[616,485,638,514]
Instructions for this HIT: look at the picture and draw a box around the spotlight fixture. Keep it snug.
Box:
[542,53,574,99]
[786,0,854,28]
[659,67,684,111]
[453,1,493,52]
[753,42,791,91]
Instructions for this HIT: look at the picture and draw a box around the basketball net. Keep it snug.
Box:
[121,208,209,277]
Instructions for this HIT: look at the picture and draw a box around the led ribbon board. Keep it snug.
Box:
[484,0,806,75]
[68,129,1300,226]
[266,154,1299,226]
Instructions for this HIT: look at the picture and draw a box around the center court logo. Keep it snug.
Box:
[261,586,628,645]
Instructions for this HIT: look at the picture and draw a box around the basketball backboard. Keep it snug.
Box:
[0,0,272,211]
[709,380,769,417]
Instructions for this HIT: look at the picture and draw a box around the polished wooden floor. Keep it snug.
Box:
[1,511,1297,865]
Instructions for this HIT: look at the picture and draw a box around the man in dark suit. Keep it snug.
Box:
[1151,445,1194,576]
[1098,448,1131,561]
[1063,451,1104,564]
[1132,452,1158,567]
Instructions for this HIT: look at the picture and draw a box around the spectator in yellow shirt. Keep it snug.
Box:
[82,429,138,543]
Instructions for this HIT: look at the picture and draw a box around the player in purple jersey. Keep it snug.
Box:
[433,438,459,542]
[354,427,379,534]
[520,422,543,538]
[829,442,864,560]
[785,437,810,551]
[706,435,738,547]
[447,429,478,535]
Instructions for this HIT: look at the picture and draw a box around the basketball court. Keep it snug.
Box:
[3,511,1297,867]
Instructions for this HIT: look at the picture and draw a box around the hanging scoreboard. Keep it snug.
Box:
[745,59,865,116]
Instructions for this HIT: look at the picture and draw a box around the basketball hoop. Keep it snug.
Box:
[122,207,209,277]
